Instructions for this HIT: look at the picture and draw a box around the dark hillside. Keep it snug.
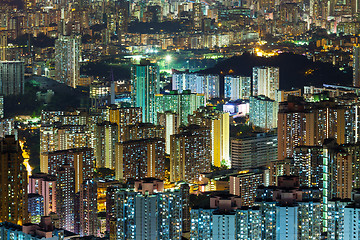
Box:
[199,52,352,92]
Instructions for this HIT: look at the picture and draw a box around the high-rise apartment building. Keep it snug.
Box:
[277,100,309,160]
[278,99,346,160]
[230,132,277,169]
[29,173,57,216]
[191,176,321,239]
[172,73,220,99]
[193,2,203,30]
[0,136,28,225]
[131,60,159,123]
[353,45,360,87]
[123,122,164,141]
[28,193,44,224]
[0,217,65,240]
[252,66,279,100]
[224,75,251,100]
[254,176,322,239]
[115,179,182,240]
[291,141,360,232]
[40,110,92,126]
[55,35,81,88]
[95,121,118,169]
[180,183,190,233]
[56,165,75,233]
[39,124,93,173]
[157,111,179,154]
[322,139,353,230]
[172,72,204,94]
[328,198,350,240]
[0,95,4,119]
[43,148,94,193]
[89,81,115,111]
[333,189,360,239]
[109,106,143,142]
[204,74,220,99]
[155,90,205,125]
[336,94,360,144]
[79,180,97,236]
[190,194,242,240]
[236,207,262,239]
[0,61,24,95]
[229,168,268,206]
[170,125,211,183]
[115,138,165,181]
[56,125,92,150]
[40,125,59,172]
[293,145,324,188]
[188,107,230,167]
[106,182,125,233]
[0,32,7,61]
[323,189,360,239]
[249,95,278,129]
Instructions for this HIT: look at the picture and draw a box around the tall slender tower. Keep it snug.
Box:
[55,35,81,88]
[56,165,75,233]
[80,180,98,236]
[131,59,159,123]
[0,32,7,61]
[193,1,203,31]
[353,45,360,87]
[95,121,118,169]
[0,136,28,225]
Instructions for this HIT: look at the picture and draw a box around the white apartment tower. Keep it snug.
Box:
[252,66,279,100]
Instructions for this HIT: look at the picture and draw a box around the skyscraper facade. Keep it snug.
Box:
[204,74,220,99]
[95,121,118,169]
[29,173,57,216]
[353,45,360,87]
[123,122,164,141]
[230,133,278,169]
[224,75,251,100]
[43,147,94,193]
[54,35,81,88]
[249,95,278,129]
[278,100,346,160]
[0,32,7,61]
[109,106,143,142]
[115,179,182,240]
[0,61,24,95]
[229,169,267,206]
[188,107,230,167]
[172,72,204,94]
[155,90,205,125]
[172,73,220,99]
[254,176,322,239]
[170,125,211,183]
[131,60,159,123]
[252,66,279,100]
[28,193,44,224]
[56,165,75,233]
[0,136,28,225]
[190,195,242,240]
[157,111,179,154]
[79,180,98,236]
[115,138,165,181]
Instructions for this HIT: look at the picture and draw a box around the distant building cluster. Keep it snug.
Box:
[3,0,360,239]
